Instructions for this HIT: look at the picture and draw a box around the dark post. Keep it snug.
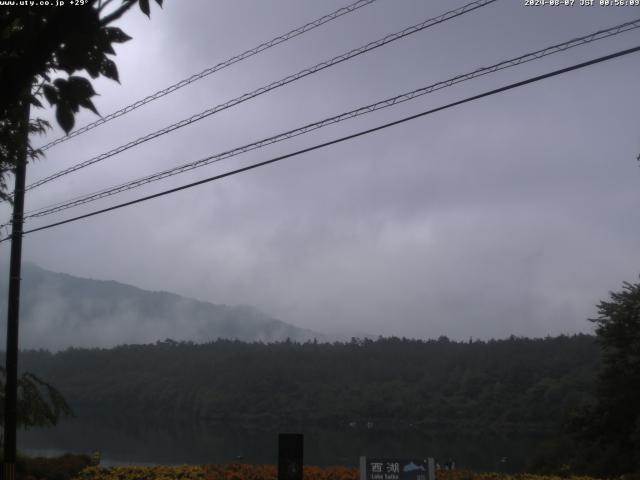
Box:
[278,433,304,480]
[2,96,30,480]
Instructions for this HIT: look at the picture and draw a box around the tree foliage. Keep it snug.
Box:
[18,335,599,434]
[0,367,72,430]
[533,280,640,476]
[0,0,162,200]
[571,280,640,474]
[590,280,640,444]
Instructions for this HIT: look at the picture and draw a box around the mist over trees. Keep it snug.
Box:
[0,263,326,349]
[12,299,640,475]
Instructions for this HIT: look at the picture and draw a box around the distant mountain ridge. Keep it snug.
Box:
[0,263,326,350]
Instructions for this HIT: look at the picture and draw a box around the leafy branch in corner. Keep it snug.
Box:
[0,0,163,201]
[0,367,73,430]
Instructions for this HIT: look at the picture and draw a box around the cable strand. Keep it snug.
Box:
[6,44,638,242]
[24,0,497,193]
[22,17,640,219]
[36,0,380,152]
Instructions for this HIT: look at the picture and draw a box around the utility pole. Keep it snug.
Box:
[2,95,30,480]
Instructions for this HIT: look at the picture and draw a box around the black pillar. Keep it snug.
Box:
[278,433,303,480]
[2,96,30,480]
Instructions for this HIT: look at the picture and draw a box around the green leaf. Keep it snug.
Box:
[30,96,43,108]
[50,76,99,123]
[67,76,96,98]
[102,42,116,55]
[53,78,66,89]
[100,57,119,83]
[28,118,51,135]
[104,27,132,44]
[56,42,88,74]
[139,0,150,17]
[84,52,102,78]
[42,84,58,105]
[0,367,73,429]
[56,104,74,134]
[79,98,100,116]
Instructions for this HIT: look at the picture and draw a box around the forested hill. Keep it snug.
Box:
[0,263,325,349]
[18,335,599,433]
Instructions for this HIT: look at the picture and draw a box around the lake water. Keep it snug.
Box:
[19,416,547,472]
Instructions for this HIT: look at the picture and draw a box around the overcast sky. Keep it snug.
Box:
[2,0,639,342]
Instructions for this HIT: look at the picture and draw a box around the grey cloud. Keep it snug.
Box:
[2,0,639,347]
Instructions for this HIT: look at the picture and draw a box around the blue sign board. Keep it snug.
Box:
[360,457,435,480]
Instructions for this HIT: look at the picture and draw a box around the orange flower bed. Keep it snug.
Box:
[436,470,598,480]
[73,464,360,480]
[73,464,599,480]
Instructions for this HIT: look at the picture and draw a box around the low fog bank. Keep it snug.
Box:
[0,263,331,351]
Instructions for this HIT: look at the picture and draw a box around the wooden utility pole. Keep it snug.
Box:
[2,95,30,480]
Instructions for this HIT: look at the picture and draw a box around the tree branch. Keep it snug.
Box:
[99,0,136,26]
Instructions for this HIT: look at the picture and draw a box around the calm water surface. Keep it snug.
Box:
[19,417,545,472]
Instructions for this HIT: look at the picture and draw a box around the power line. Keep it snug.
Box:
[36,0,380,152]
[5,44,638,242]
[23,0,497,193]
[23,17,640,220]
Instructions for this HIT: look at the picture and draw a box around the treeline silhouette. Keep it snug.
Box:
[17,335,598,434]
